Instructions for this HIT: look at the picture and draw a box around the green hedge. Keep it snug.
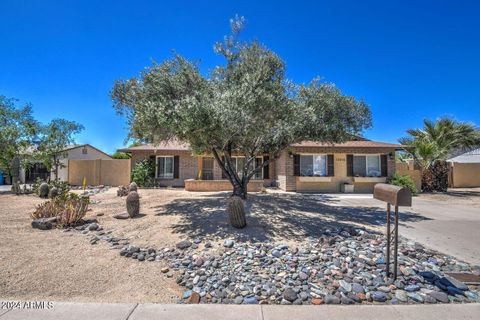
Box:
[387,173,418,196]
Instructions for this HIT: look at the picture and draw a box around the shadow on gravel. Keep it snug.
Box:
[154,193,430,242]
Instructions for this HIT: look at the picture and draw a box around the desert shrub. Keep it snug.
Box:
[32,192,90,227]
[131,159,155,187]
[49,180,70,196]
[388,173,418,196]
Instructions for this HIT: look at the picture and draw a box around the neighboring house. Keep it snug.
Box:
[448,148,480,188]
[119,138,401,193]
[52,144,112,181]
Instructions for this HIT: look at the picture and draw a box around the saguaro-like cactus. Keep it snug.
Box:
[126,191,140,217]
[129,182,138,192]
[227,196,247,229]
[39,182,50,198]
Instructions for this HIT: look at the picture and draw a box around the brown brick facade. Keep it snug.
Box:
[128,145,397,192]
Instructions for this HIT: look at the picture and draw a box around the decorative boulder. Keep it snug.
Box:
[227,196,246,229]
[31,217,57,230]
[129,182,138,192]
[126,191,140,217]
[38,182,50,198]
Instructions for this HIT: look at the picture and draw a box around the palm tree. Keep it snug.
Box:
[399,117,480,192]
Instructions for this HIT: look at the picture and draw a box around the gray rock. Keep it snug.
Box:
[407,292,424,303]
[223,240,234,248]
[272,250,282,258]
[351,283,365,294]
[31,217,56,230]
[339,280,352,292]
[372,291,388,302]
[395,290,408,302]
[234,296,244,304]
[283,288,297,302]
[88,223,99,231]
[176,240,192,250]
[405,284,420,292]
[324,295,341,304]
[427,291,449,303]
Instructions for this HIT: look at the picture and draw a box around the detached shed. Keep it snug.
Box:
[448,148,480,188]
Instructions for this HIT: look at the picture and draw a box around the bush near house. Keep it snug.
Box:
[131,159,155,187]
[388,173,418,196]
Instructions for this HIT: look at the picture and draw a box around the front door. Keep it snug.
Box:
[202,158,214,180]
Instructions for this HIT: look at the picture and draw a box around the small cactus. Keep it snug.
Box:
[227,196,246,229]
[126,191,140,217]
[49,187,59,198]
[38,182,50,198]
[129,182,138,192]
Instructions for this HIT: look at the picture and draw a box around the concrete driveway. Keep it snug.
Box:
[319,191,480,266]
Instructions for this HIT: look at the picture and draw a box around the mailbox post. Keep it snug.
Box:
[373,184,412,279]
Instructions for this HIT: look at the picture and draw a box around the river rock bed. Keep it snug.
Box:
[73,222,480,305]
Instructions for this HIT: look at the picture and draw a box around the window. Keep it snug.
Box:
[300,155,327,176]
[353,155,381,177]
[201,158,214,180]
[230,156,263,180]
[156,156,174,179]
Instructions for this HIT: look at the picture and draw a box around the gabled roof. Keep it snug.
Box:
[448,148,480,163]
[62,144,113,159]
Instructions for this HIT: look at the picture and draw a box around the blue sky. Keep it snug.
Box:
[1,0,479,154]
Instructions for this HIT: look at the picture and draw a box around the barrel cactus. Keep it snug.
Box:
[49,187,59,198]
[227,196,246,229]
[38,182,50,198]
[126,191,140,217]
[129,182,138,192]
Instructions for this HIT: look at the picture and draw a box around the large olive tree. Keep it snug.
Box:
[112,17,372,200]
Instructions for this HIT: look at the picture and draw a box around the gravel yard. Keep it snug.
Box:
[0,187,479,304]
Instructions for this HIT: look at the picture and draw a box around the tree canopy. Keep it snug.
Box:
[112,17,372,198]
[0,96,39,176]
[399,117,480,192]
[36,118,85,180]
[399,117,480,169]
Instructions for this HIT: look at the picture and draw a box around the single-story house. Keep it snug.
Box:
[51,144,112,181]
[119,138,401,193]
[448,148,480,188]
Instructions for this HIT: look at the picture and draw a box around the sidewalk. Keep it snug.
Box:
[0,302,479,320]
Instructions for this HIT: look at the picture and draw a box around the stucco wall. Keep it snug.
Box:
[68,159,130,186]
[54,145,112,181]
[451,163,480,187]
[396,162,422,191]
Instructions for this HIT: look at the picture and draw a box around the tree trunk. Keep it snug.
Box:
[422,160,449,192]
[233,183,247,200]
